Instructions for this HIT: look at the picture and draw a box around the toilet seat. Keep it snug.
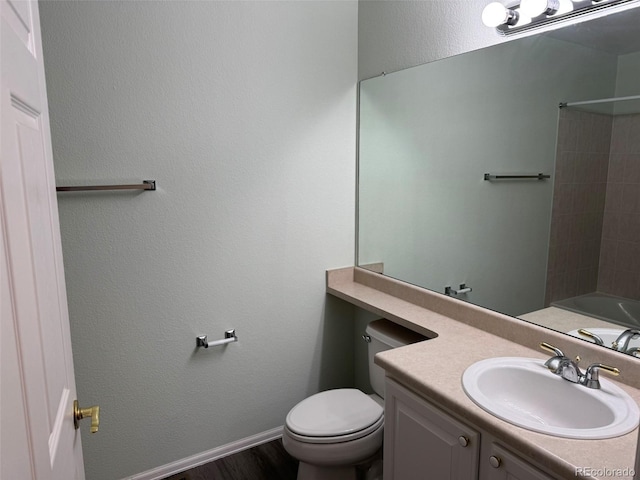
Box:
[285,389,383,444]
[285,415,383,444]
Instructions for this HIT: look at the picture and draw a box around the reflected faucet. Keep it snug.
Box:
[627,347,640,358]
[577,328,604,346]
[611,329,640,353]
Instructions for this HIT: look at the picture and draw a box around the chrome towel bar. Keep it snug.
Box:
[56,180,156,192]
[484,173,550,181]
[197,329,238,349]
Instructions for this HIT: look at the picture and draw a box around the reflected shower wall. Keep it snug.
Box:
[546,109,640,304]
[600,113,640,300]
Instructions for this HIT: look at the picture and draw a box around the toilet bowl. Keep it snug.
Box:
[282,319,426,480]
[283,389,384,479]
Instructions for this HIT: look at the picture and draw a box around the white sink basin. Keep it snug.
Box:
[462,357,639,439]
[567,328,640,351]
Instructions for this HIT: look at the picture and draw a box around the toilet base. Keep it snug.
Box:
[297,462,357,480]
[296,453,382,480]
[363,458,383,480]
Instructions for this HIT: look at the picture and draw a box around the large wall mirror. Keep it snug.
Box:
[357,6,640,358]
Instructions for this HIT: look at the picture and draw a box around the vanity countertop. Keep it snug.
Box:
[327,267,640,480]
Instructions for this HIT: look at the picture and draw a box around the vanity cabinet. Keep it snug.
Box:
[383,378,479,479]
[384,378,556,480]
[479,443,554,480]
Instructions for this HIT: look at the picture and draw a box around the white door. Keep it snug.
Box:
[1,0,87,478]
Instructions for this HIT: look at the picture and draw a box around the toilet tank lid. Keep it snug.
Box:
[366,319,427,348]
[286,389,383,437]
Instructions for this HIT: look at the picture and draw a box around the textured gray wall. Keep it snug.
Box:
[358,0,502,80]
[39,2,357,478]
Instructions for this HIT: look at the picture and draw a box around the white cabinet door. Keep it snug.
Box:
[384,378,479,480]
[480,444,554,480]
[1,0,86,478]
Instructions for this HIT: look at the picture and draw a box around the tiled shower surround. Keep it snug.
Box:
[599,113,640,300]
[546,109,640,304]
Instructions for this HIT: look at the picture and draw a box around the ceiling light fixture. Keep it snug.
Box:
[519,0,560,16]
[482,0,640,35]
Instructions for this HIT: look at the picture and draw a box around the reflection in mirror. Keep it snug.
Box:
[357,7,640,357]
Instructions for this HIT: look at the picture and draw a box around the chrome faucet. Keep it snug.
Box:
[539,342,620,389]
[581,363,620,389]
[539,342,569,374]
[611,329,640,353]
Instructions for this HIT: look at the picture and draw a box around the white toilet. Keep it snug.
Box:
[282,319,425,480]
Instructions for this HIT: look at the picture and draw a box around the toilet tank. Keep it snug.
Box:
[366,319,427,398]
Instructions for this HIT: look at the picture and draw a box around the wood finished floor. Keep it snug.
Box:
[163,439,298,480]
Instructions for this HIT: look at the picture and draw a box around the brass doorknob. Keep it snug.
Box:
[74,400,100,433]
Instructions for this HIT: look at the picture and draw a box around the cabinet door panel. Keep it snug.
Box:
[482,444,554,480]
[384,378,479,480]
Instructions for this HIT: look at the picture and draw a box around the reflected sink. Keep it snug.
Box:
[567,328,640,352]
[462,357,639,439]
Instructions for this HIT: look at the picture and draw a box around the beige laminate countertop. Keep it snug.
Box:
[327,267,640,480]
[519,306,629,336]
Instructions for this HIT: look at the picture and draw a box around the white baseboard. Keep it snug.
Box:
[123,426,284,480]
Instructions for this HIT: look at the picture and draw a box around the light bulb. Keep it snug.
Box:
[482,2,519,27]
[556,0,574,15]
[519,0,560,17]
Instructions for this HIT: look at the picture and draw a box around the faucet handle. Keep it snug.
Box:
[581,363,620,389]
[539,342,567,374]
[577,329,604,346]
[539,342,564,357]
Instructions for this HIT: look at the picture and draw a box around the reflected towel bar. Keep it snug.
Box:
[445,283,472,296]
[56,180,156,192]
[197,330,238,349]
[559,94,640,108]
[484,173,550,181]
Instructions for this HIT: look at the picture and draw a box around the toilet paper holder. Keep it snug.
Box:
[196,329,238,348]
[445,284,472,296]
